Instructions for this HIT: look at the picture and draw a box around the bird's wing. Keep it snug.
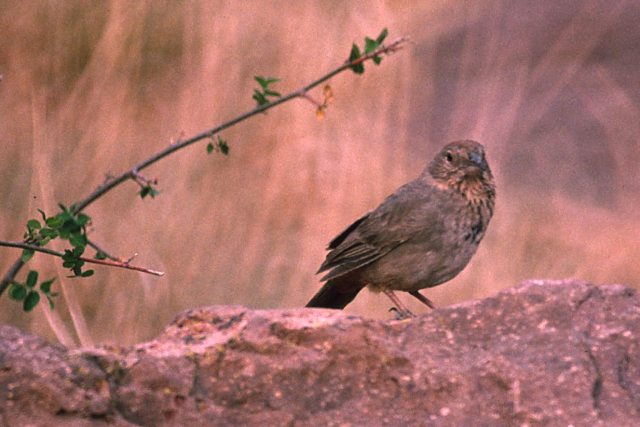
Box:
[326,214,368,250]
[318,180,444,281]
[317,232,403,281]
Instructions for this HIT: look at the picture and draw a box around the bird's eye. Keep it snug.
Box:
[445,152,453,162]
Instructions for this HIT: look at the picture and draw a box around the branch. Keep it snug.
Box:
[71,36,408,214]
[0,240,164,277]
[86,239,121,262]
[0,35,408,296]
[87,238,141,266]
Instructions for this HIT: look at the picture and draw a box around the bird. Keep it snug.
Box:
[305,140,495,317]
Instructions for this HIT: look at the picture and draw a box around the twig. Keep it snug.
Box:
[130,169,157,189]
[0,36,409,295]
[0,240,164,277]
[299,91,323,108]
[86,239,123,262]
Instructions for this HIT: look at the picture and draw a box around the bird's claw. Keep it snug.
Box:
[389,306,415,320]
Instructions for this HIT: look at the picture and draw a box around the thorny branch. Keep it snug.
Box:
[0,36,409,296]
[0,240,164,276]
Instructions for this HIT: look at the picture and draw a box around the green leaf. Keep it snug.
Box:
[95,251,107,260]
[370,28,389,66]
[80,269,94,277]
[40,228,58,239]
[349,44,365,74]
[23,291,40,311]
[254,76,267,88]
[364,36,378,54]
[252,76,280,106]
[40,278,56,293]
[26,270,38,288]
[76,213,91,227]
[254,76,279,89]
[140,185,159,199]
[264,89,281,97]
[60,218,80,234]
[349,43,361,61]
[218,137,229,155]
[375,27,388,44]
[253,90,268,106]
[206,142,214,154]
[27,219,41,231]
[45,216,64,229]
[62,247,84,271]
[46,295,55,310]
[69,233,87,248]
[8,283,27,301]
[21,248,35,263]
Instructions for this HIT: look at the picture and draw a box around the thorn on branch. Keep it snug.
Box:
[126,253,138,264]
[171,131,185,146]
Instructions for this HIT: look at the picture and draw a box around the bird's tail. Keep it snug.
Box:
[305,279,363,309]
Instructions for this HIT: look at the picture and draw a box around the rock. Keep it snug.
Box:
[1,280,639,426]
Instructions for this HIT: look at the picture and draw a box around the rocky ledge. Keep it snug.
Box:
[1,279,639,426]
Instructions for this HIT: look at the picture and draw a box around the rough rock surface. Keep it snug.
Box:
[1,280,639,426]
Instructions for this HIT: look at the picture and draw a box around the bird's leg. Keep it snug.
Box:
[409,290,436,309]
[383,290,414,318]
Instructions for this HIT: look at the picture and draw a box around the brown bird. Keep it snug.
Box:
[305,140,495,317]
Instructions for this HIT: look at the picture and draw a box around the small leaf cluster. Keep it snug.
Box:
[23,205,91,268]
[348,28,389,74]
[16,205,98,311]
[139,185,159,199]
[62,246,94,277]
[8,270,57,311]
[207,136,229,156]
[252,76,281,106]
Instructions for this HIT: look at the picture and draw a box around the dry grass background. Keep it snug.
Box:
[0,1,638,346]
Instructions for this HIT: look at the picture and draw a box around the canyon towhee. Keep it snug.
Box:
[305,140,495,317]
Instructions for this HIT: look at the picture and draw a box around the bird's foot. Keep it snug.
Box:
[384,290,416,319]
[389,306,415,320]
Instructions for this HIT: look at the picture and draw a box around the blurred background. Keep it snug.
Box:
[1,0,638,346]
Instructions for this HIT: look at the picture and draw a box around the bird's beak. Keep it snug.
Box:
[469,151,488,171]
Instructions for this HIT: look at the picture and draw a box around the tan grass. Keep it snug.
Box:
[0,1,638,344]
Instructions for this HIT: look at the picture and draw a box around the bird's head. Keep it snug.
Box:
[427,140,495,201]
